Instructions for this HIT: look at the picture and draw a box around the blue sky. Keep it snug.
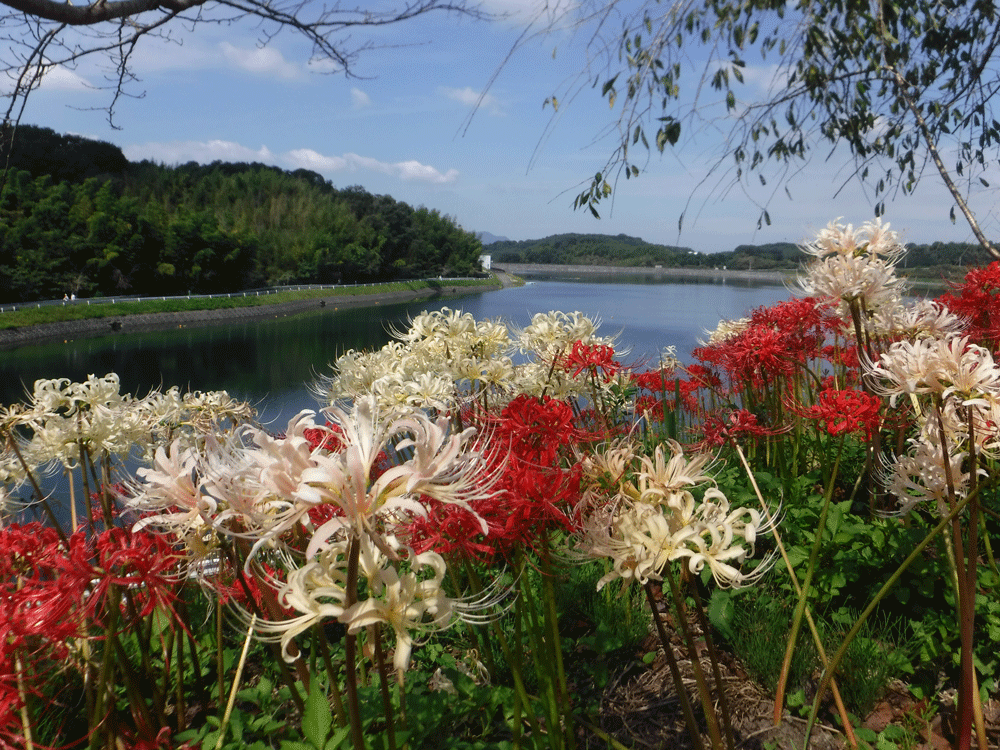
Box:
[14,0,1000,253]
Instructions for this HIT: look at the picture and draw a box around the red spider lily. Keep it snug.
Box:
[797,389,883,439]
[303,424,344,452]
[697,409,784,449]
[0,672,27,750]
[213,559,295,620]
[408,396,590,560]
[88,527,184,628]
[694,298,837,391]
[404,497,505,562]
[633,393,670,421]
[937,262,1000,349]
[495,395,577,467]
[630,369,676,393]
[821,343,862,384]
[0,525,93,649]
[561,341,621,380]
[750,297,836,351]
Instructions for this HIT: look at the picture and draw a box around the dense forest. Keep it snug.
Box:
[491,233,998,276]
[489,233,694,266]
[0,126,484,302]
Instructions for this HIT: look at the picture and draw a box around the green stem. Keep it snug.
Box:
[802,483,979,748]
[643,581,706,750]
[774,437,843,722]
[315,624,348,727]
[372,623,397,750]
[343,536,367,750]
[520,563,563,750]
[539,532,575,749]
[685,571,735,750]
[730,438,857,748]
[662,566,725,750]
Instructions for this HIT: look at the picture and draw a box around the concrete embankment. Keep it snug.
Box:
[0,281,499,350]
[500,263,794,285]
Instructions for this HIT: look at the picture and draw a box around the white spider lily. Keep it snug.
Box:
[576,441,775,590]
[248,544,350,662]
[130,396,497,565]
[341,539,455,672]
[798,219,906,320]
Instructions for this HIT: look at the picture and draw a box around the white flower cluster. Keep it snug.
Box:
[868,334,1000,512]
[0,374,253,494]
[316,308,622,412]
[575,440,775,589]
[798,218,907,323]
[796,218,996,517]
[129,395,501,671]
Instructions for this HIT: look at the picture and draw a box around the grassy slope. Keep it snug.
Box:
[0,279,496,330]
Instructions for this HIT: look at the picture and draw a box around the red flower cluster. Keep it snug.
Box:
[800,389,882,438]
[937,262,1000,349]
[303,424,343,452]
[693,298,838,390]
[0,522,185,747]
[561,341,620,380]
[406,395,587,561]
[698,409,779,449]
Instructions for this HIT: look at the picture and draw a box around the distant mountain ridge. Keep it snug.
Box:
[487,232,999,275]
[476,231,509,245]
[490,232,695,267]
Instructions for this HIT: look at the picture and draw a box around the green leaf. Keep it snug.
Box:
[324,726,352,750]
[708,589,736,641]
[302,680,332,750]
[855,727,877,742]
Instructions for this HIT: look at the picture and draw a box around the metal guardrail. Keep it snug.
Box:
[0,277,481,314]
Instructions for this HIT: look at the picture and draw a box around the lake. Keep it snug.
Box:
[0,277,793,426]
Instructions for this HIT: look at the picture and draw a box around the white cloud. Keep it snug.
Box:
[124,140,459,184]
[219,42,300,80]
[286,148,348,173]
[440,86,504,115]
[350,87,372,108]
[342,153,460,183]
[123,140,278,165]
[16,64,92,93]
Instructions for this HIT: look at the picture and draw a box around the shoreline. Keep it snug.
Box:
[499,263,794,284]
[0,282,499,350]
[0,263,948,350]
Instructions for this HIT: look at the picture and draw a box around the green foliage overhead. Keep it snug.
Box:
[568,0,1000,252]
[0,127,483,302]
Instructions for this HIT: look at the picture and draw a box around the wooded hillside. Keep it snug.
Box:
[0,126,483,302]
[492,233,997,276]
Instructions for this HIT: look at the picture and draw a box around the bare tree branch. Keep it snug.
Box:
[2,0,204,25]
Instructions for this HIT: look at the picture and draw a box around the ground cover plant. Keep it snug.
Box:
[1,218,999,749]
[0,278,497,330]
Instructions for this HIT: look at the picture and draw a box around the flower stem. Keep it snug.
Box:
[643,581,706,750]
[662,565,725,750]
[343,536,367,750]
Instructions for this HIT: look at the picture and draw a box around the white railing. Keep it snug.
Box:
[0,276,484,314]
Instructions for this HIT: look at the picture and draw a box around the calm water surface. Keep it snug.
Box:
[1,279,793,426]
